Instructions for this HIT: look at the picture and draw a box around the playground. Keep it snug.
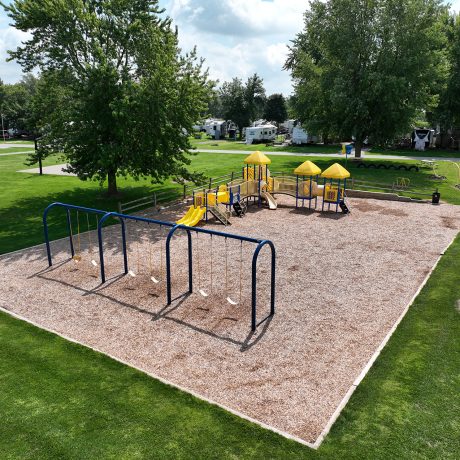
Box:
[1,181,459,445]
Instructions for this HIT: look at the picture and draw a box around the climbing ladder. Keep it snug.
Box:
[209,203,231,226]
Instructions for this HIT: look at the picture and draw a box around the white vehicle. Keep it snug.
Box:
[281,119,296,134]
[204,119,227,140]
[245,124,277,144]
[292,126,309,145]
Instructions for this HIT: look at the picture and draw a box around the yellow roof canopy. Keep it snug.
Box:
[321,163,351,179]
[243,151,271,165]
[294,160,322,176]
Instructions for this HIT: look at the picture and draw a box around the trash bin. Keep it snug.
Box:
[432,189,440,205]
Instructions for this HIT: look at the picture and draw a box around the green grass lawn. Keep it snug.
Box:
[189,136,460,158]
[1,152,459,254]
[0,146,35,154]
[368,147,460,158]
[189,137,341,153]
[1,234,459,459]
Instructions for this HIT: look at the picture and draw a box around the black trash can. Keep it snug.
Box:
[432,189,440,205]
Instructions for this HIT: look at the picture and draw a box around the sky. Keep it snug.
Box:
[1,0,460,95]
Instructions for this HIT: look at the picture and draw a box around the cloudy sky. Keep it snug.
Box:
[1,0,460,95]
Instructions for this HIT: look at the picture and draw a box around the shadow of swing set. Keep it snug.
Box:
[176,152,352,228]
[43,202,275,331]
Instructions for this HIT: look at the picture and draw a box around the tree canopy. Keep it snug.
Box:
[286,0,448,155]
[433,13,460,136]
[263,93,288,125]
[3,0,211,194]
[220,74,265,138]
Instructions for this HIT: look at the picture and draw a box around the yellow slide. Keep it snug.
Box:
[176,205,206,226]
[176,205,196,224]
[184,207,206,226]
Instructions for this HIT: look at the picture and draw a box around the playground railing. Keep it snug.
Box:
[348,179,434,199]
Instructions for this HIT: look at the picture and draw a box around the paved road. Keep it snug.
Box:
[17,164,75,176]
[194,148,460,162]
[0,143,34,149]
[0,150,34,157]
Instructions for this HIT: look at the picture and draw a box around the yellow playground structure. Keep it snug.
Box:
[175,151,351,226]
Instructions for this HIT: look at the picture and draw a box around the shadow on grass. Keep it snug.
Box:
[0,183,182,256]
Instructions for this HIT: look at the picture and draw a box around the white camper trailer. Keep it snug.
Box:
[245,124,277,144]
[205,119,227,140]
[281,119,296,134]
[292,126,309,145]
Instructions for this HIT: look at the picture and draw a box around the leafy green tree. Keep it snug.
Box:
[432,13,460,144]
[263,93,288,125]
[286,0,448,156]
[3,0,211,195]
[220,74,265,139]
[1,74,39,134]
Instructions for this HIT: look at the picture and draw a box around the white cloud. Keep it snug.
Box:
[0,25,30,83]
[163,0,306,94]
[450,0,460,12]
[169,0,305,37]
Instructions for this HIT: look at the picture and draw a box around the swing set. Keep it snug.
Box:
[44,203,276,331]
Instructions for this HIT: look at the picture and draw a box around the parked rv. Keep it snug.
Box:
[204,119,228,140]
[245,124,277,144]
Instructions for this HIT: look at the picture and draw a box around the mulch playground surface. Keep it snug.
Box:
[1,196,459,445]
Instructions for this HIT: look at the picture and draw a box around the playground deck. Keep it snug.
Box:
[0,197,459,446]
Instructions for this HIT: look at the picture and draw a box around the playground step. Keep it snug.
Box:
[210,204,231,226]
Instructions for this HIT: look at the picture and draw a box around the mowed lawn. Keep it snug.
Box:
[189,136,460,158]
[1,150,459,254]
[0,151,459,458]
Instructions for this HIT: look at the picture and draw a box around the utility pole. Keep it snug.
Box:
[1,113,5,142]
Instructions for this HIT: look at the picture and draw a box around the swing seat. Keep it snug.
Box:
[199,289,209,297]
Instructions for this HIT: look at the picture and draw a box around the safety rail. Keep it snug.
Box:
[118,189,183,214]
[349,179,434,197]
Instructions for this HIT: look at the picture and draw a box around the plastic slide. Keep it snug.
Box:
[176,205,197,224]
[261,191,277,210]
[183,207,206,226]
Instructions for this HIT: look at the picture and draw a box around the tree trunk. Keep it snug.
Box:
[354,140,363,158]
[239,125,244,140]
[107,170,118,195]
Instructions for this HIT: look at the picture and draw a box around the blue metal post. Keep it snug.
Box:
[251,240,276,331]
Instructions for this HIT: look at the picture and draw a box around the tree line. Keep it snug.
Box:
[285,0,460,157]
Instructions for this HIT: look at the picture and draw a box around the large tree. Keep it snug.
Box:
[3,0,211,194]
[263,93,288,125]
[432,13,460,144]
[220,74,266,139]
[286,0,448,156]
[1,74,39,134]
